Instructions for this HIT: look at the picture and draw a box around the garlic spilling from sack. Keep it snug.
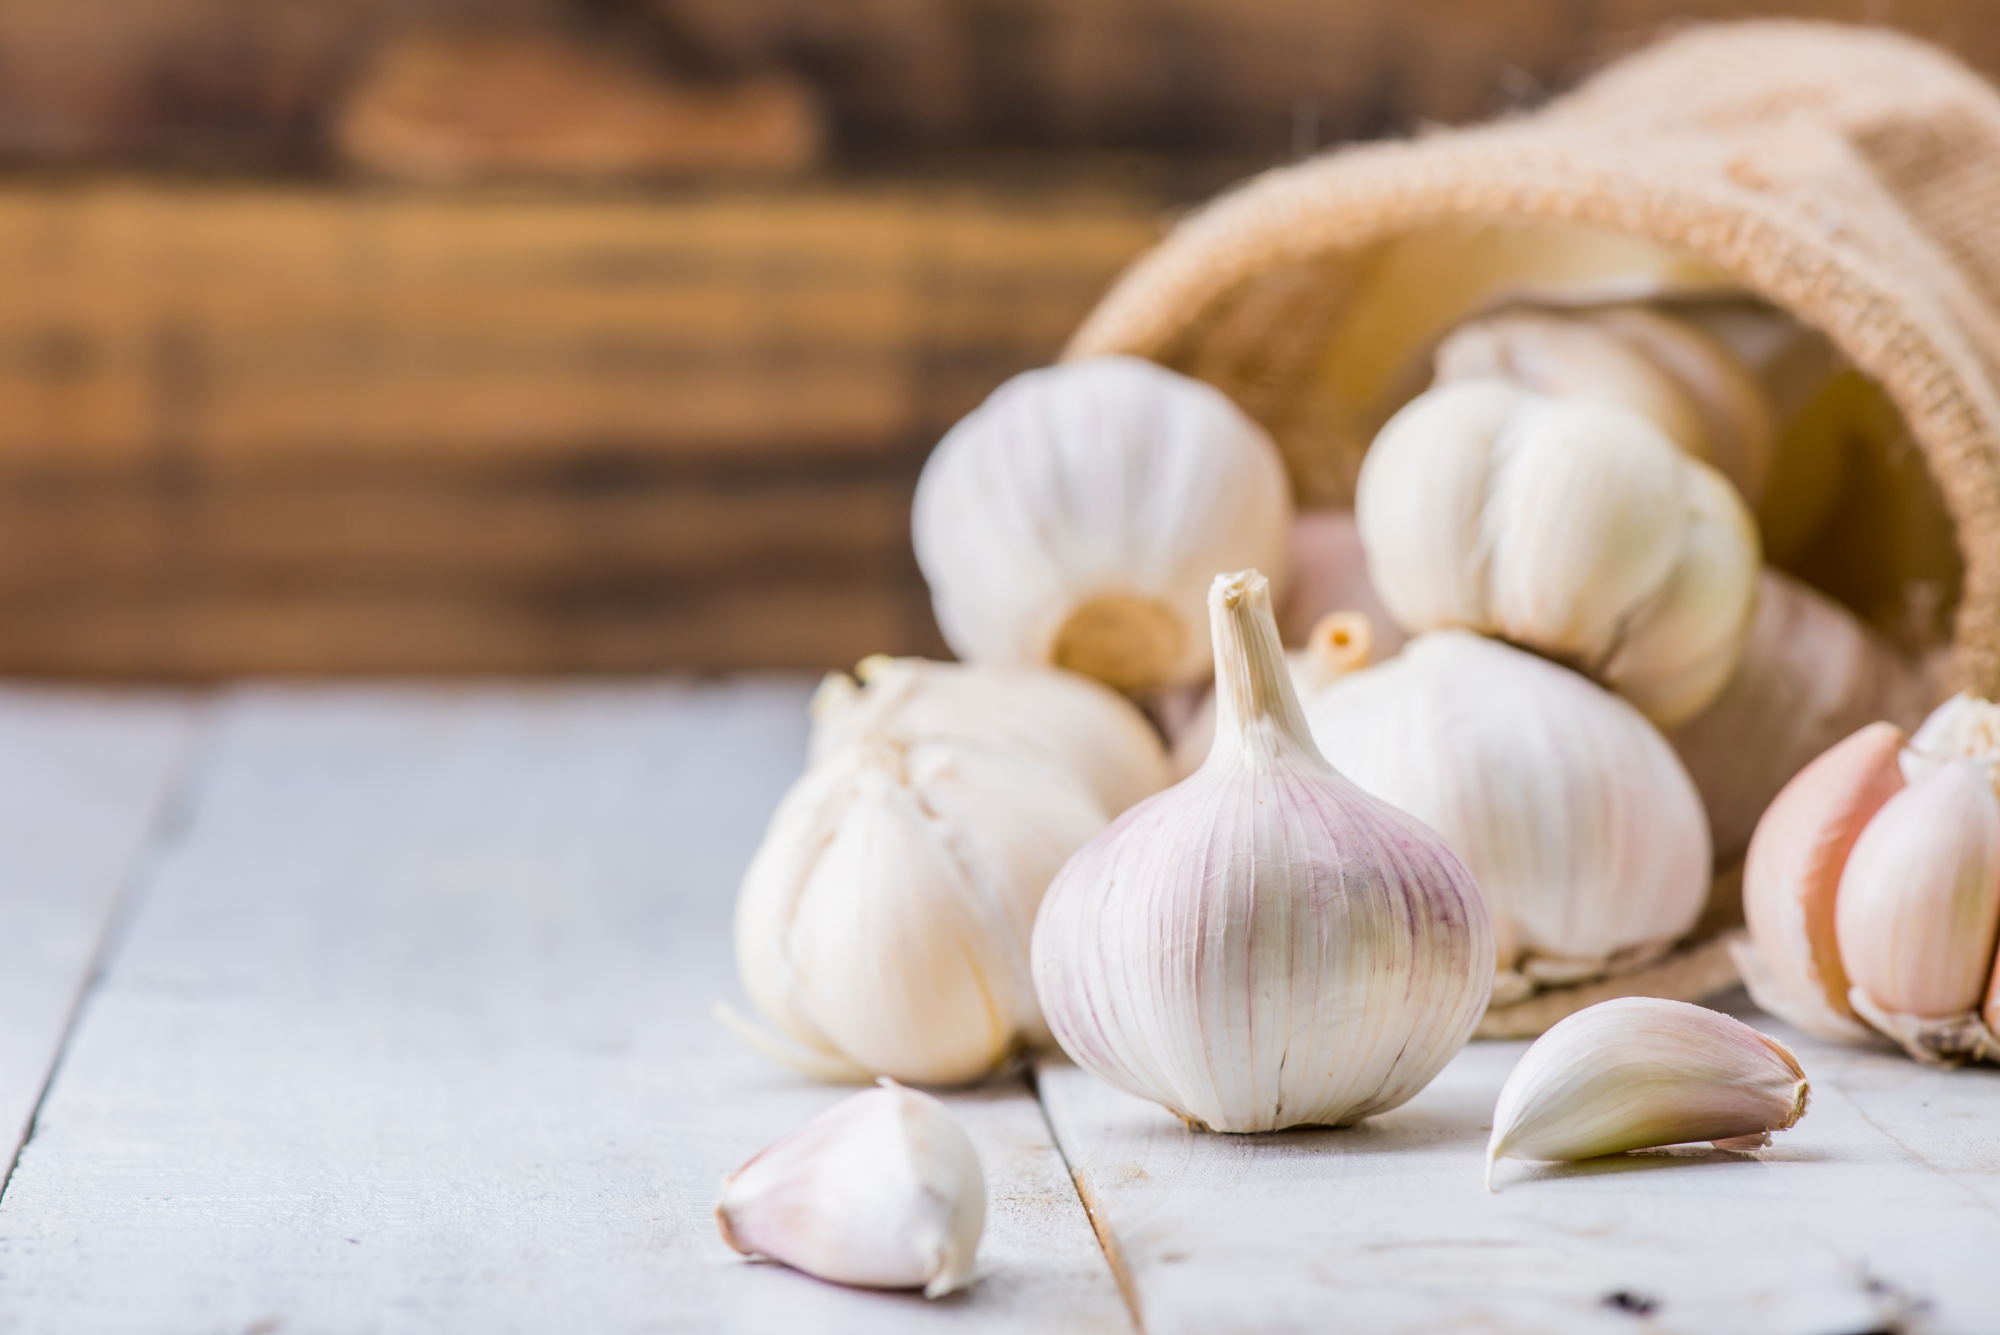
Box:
[1355,380,1760,728]
[1302,630,1709,1001]
[913,356,1292,694]
[1739,694,2000,1065]
[1277,508,1409,658]
[717,1079,985,1297]
[1669,569,1934,866]
[736,737,1107,1084]
[1485,998,1809,1191]
[810,655,1169,817]
[1032,570,1493,1133]
[1168,609,1374,779]
[1434,305,1776,504]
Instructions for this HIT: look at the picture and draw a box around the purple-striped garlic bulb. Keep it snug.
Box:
[1031,569,1494,1132]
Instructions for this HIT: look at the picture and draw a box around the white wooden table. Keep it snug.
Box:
[0,681,1993,1334]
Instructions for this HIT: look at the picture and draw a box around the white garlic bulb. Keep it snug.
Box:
[1032,570,1493,1133]
[1485,998,1809,1191]
[1670,569,1935,865]
[913,357,1292,694]
[1302,630,1710,998]
[1740,696,2000,1065]
[1355,380,1760,728]
[718,1079,985,1297]
[1434,305,1776,504]
[736,737,1107,1085]
[809,655,1169,818]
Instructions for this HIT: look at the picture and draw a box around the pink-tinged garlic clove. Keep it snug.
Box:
[1740,721,1905,1037]
[1837,761,2000,1066]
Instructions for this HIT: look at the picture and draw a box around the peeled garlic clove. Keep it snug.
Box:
[1356,381,1760,726]
[1303,630,1708,992]
[1672,569,1935,865]
[1276,508,1410,658]
[1836,760,2000,1066]
[736,739,1107,1084]
[1486,998,1810,1191]
[809,655,1169,817]
[1033,570,1494,1134]
[913,356,1292,693]
[717,1079,985,1297]
[1739,722,1906,1039]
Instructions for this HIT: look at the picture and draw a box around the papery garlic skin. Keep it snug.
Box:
[1738,722,1906,1039]
[913,356,1292,693]
[1673,570,1934,865]
[1302,630,1709,994]
[1355,380,1760,727]
[810,656,1169,817]
[1486,998,1809,1191]
[717,1079,985,1297]
[1837,761,2000,1064]
[1168,612,1374,780]
[1902,692,2000,783]
[736,739,1107,1085]
[1032,570,1493,1134]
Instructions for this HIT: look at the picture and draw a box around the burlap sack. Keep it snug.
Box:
[1066,20,2000,1035]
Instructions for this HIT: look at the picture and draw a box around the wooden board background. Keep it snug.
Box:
[0,180,1163,676]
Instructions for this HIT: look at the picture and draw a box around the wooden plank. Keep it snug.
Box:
[1037,991,2000,1334]
[0,691,194,1174]
[0,684,1128,1330]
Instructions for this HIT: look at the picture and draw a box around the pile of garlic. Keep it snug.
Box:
[1737,694,2000,1066]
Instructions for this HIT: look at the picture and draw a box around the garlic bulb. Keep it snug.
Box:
[1740,695,2000,1065]
[1485,998,1809,1191]
[736,737,1107,1084]
[1032,570,1493,1133]
[913,357,1292,693]
[810,655,1169,817]
[1670,569,1935,865]
[1276,508,1409,658]
[717,1079,985,1297]
[1355,380,1760,728]
[1303,631,1709,1000]
[1434,305,1776,504]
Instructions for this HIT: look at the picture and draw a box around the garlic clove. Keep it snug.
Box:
[809,655,1169,817]
[913,356,1292,694]
[1033,570,1493,1133]
[1740,721,1905,1038]
[735,738,1107,1085]
[1901,691,2000,782]
[717,1079,986,1297]
[1485,997,1810,1191]
[1593,457,1761,729]
[1836,759,2000,1066]
[1302,630,1709,991]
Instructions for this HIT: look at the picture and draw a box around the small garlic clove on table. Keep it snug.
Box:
[717,1079,986,1297]
[1739,721,1906,1041]
[1486,997,1809,1191]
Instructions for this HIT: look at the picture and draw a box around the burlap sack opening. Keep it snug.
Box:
[1066,20,2000,1036]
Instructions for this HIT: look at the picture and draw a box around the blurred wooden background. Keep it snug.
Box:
[0,0,1988,676]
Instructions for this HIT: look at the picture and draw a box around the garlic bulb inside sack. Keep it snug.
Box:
[1355,379,1761,728]
[1739,694,2000,1065]
[717,1079,985,1297]
[1302,630,1710,1003]
[1032,570,1493,1133]
[1669,568,1936,867]
[735,736,1107,1085]
[810,655,1170,817]
[913,356,1292,694]
[1433,305,1777,505]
